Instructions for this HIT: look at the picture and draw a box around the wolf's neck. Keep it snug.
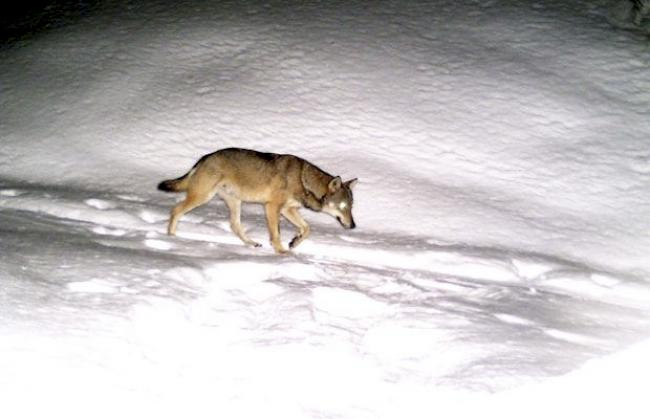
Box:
[301,161,333,200]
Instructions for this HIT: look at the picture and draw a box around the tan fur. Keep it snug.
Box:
[158,148,357,254]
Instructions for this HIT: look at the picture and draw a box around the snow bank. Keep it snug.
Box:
[2,1,650,418]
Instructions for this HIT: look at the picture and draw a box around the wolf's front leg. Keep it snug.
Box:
[265,201,288,254]
[282,207,310,249]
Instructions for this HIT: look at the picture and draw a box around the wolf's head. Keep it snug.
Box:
[322,177,357,229]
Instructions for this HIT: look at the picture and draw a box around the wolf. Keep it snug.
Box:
[157,148,357,254]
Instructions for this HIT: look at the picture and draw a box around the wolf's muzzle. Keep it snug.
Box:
[338,216,356,229]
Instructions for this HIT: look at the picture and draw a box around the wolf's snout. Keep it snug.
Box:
[337,216,355,229]
[342,218,356,229]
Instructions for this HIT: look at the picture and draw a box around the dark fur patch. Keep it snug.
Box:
[157,180,175,192]
[253,151,278,162]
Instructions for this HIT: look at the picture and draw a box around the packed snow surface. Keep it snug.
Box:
[1,1,649,418]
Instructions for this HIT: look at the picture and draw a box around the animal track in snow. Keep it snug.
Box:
[116,194,145,202]
[92,226,128,236]
[0,189,24,197]
[139,210,169,223]
[84,198,117,210]
[337,235,376,244]
[145,239,175,250]
[511,258,557,280]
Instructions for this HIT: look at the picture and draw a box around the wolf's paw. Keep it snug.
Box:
[273,246,290,255]
[289,236,302,249]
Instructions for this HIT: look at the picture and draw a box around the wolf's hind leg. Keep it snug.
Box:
[223,197,261,248]
[167,168,220,236]
[282,207,310,249]
[167,191,212,236]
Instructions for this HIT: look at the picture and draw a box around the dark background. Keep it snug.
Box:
[1,0,100,43]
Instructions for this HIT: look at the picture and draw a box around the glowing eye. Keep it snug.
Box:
[339,202,348,210]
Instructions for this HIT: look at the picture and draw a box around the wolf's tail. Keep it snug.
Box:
[157,152,213,192]
[157,170,193,193]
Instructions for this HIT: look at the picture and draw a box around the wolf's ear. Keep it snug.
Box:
[328,176,342,193]
[345,178,358,189]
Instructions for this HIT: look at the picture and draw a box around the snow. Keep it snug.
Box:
[1,0,650,418]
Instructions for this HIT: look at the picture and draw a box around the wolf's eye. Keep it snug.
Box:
[339,202,348,210]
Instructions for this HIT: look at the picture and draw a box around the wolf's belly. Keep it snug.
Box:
[214,180,271,203]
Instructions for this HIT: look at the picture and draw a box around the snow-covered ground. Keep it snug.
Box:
[1,1,649,418]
